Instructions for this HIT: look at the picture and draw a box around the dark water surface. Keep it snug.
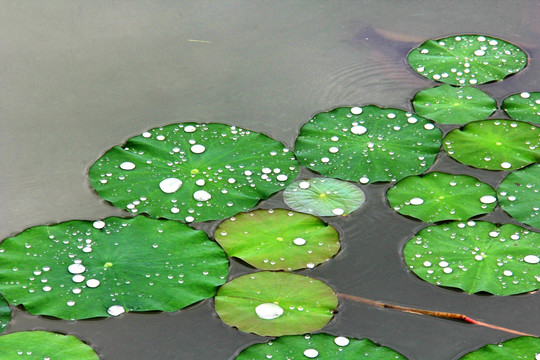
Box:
[1,1,539,359]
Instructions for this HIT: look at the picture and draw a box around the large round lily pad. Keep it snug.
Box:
[502,91,540,124]
[89,123,299,223]
[0,216,229,320]
[236,333,407,360]
[460,336,540,359]
[294,106,442,183]
[412,85,497,124]
[215,209,340,270]
[387,172,497,222]
[283,177,366,216]
[499,164,540,229]
[408,35,527,85]
[443,119,540,171]
[0,331,99,360]
[404,221,540,295]
[214,271,338,336]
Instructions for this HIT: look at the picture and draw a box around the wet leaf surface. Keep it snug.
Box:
[502,92,540,124]
[0,294,10,334]
[499,164,540,229]
[460,336,540,359]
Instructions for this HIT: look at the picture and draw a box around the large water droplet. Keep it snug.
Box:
[350,107,362,115]
[255,303,284,320]
[410,197,424,205]
[479,195,497,204]
[193,190,212,201]
[107,305,126,316]
[299,181,310,189]
[332,208,344,216]
[334,336,350,347]
[303,349,319,358]
[524,255,540,264]
[293,238,306,246]
[120,162,136,170]
[86,279,100,288]
[184,125,196,132]
[68,263,86,274]
[93,221,105,229]
[159,178,183,193]
[191,144,206,154]
[351,125,367,135]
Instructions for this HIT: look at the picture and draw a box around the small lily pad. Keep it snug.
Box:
[502,91,540,124]
[460,336,540,359]
[443,119,540,171]
[215,209,340,270]
[294,106,442,183]
[412,85,497,124]
[214,271,338,336]
[283,178,366,216]
[0,216,229,319]
[236,333,407,359]
[89,123,299,223]
[404,221,540,295]
[499,164,540,229]
[408,35,527,85]
[387,172,497,222]
[0,294,10,334]
[0,331,99,359]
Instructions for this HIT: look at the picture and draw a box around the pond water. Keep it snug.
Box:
[1,1,539,359]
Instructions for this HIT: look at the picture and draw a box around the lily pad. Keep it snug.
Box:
[460,336,540,359]
[387,172,497,222]
[236,333,407,359]
[502,91,540,124]
[408,35,527,85]
[294,106,442,183]
[0,294,10,334]
[0,331,99,360]
[404,221,540,295]
[283,178,366,216]
[443,119,540,171]
[412,85,497,124]
[499,164,540,229]
[89,123,299,223]
[214,271,338,336]
[214,209,340,270]
[0,216,229,320]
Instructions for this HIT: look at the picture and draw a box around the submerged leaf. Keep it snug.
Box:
[499,164,540,229]
[236,333,407,359]
[502,91,540,124]
[443,119,540,171]
[283,177,366,216]
[214,271,338,336]
[460,336,540,359]
[412,85,496,124]
[0,216,228,319]
[89,123,299,223]
[387,172,497,222]
[404,221,540,295]
[294,106,442,183]
[214,209,340,270]
[408,35,527,85]
[0,331,99,359]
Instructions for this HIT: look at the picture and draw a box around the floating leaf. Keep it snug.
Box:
[0,331,99,359]
[412,85,496,124]
[283,178,366,216]
[236,333,407,359]
[502,91,540,124]
[408,35,527,85]
[89,123,299,223]
[387,172,497,222]
[499,164,540,229]
[0,294,10,334]
[443,119,540,171]
[404,221,540,295]
[0,216,228,320]
[460,336,540,359]
[214,271,338,336]
[294,106,442,183]
[214,209,340,270]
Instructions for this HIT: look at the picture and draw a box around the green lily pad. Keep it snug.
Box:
[412,85,497,124]
[214,209,340,271]
[236,333,407,360]
[387,172,497,222]
[294,106,442,183]
[502,92,540,124]
[443,119,540,171]
[283,178,366,216]
[0,216,229,320]
[499,164,540,229]
[408,35,527,85]
[0,294,10,334]
[0,331,99,360]
[89,123,299,223]
[214,271,338,336]
[460,336,540,359]
[404,221,540,295]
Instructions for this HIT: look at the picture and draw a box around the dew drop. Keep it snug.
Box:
[42,286,51,292]
[359,176,369,184]
[500,162,512,169]
[503,270,513,277]
[86,279,100,288]
[299,181,310,189]
[424,123,435,130]
[72,274,85,283]
[332,208,344,216]
[351,125,367,135]
[68,263,86,274]
[107,305,126,316]
[276,174,288,182]
[524,255,540,264]
[184,125,196,132]
[480,195,497,204]
[350,107,362,115]
[303,349,319,358]
[293,238,306,246]
[67,301,76,307]
[190,144,206,154]
[120,162,136,170]
[521,92,531,99]
[159,178,183,193]
[255,303,284,320]
[193,190,212,201]
[474,49,485,56]
[475,255,484,261]
[334,336,350,347]
[410,197,424,205]
[93,221,105,229]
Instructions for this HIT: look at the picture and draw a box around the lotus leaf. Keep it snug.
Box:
[502,92,540,124]
[499,164,540,229]
[460,336,540,359]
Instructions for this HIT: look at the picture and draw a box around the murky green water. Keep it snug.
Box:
[1,1,539,359]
